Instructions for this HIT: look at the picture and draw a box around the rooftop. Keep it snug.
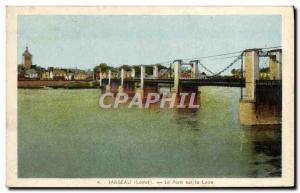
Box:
[22,45,32,57]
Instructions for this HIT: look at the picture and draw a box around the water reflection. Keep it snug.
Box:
[244,125,281,177]
[174,113,200,130]
[101,85,201,110]
[101,86,201,130]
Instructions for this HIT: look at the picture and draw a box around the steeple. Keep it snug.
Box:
[23,44,32,57]
[22,43,32,70]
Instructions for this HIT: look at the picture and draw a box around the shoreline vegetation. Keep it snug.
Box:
[18,80,98,89]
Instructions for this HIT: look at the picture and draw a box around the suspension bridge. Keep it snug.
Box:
[98,47,281,90]
[97,47,282,125]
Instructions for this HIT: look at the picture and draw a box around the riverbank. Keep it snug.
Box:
[18,80,98,89]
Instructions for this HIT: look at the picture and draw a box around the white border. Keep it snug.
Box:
[5,6,294,188]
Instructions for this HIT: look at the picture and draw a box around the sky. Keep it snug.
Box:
[17,15,281,73]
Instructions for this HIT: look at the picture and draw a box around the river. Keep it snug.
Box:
[18,87,281,178]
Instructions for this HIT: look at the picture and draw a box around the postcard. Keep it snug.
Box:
[6,6,294,188]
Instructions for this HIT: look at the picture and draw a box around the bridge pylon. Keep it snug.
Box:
[190,60,199,78]
[268,49,282,80]
[118,68,125,93]
[240,48,282,125]
[153,65,159,78]
[240,49,260,125]
[135,65,145,97]
[131,67,135,78]
[105,70,111,92]
[99,71,103,87]
[173,59,182,93]
[243,49,260,101]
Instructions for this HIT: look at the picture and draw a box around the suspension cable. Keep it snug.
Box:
[198,63,215,75]
[211,55,242,76]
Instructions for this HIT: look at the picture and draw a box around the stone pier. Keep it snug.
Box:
[153,65,158,78]
[239,49,281,125]
[140,65,145,89]
[105,70,111,92]
[99,72,103,87]
[239,49,259,125]
[173,60,182,93]
[118,68,125,92]
[131,67,135,78]
[268,49,282,80]
[190,60,199,78]
[135,65,145,97]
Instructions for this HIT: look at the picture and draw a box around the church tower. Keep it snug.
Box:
[22,44,32,70]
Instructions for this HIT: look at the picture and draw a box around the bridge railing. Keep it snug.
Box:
[256,80,282,87]
[240,80,281,100]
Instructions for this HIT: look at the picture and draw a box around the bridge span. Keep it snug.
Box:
[97,48,282,126]
[103,78,281,88]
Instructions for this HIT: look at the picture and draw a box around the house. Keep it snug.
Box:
[25,69,38,79]
[159,69,171,78]
[199,72,207,79]
[65,72,74,80]
[74,71,89,80]
[52,69,67,80]
[41,71,52,80]
[181,72,192,78]
[95,71,107,80]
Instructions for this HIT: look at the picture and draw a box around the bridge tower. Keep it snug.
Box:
[239,48,282,125]
[268,49,282,80]
[135,65,145,97]
[244,49,260,101]
[99,71,103,87]
[131,67,135,78]
[140,65,145,89]
[118,68,125,92]
[105,70,112,92]
[173,60,182,93]
[153,65,159,78]
[239,49,260,125]
[190,60,199,78]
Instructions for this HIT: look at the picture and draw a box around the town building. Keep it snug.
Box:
[52,69,67,80]
[24,69,38,79]
[65,72,74,80]
[41,71,52,80]
[22,45,32,70]
[74,71,89,80]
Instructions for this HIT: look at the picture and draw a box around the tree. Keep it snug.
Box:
[260,67,269,73]
[231,68,241,77]
[133,66,141,76]
[231,69,236,75]
[119,65,131,71]
[145,66,153,75]
[18,64,24,74]
[157,64,168,70]
[94,63,109,73]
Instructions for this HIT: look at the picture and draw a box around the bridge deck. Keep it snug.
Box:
[103,78,281,88]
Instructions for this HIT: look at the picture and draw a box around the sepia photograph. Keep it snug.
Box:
[6,6,294,188]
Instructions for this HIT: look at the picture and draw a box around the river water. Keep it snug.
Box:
[18,87,281,178]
